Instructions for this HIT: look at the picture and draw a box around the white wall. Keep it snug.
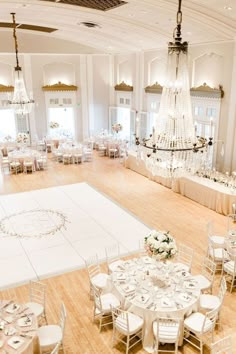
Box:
[0,39,235,172]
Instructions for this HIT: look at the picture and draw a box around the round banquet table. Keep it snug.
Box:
[0,300,39,353]
[110,256,200,353]
[8,150,41,170]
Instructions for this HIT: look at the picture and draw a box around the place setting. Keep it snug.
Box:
[0,300,36,352]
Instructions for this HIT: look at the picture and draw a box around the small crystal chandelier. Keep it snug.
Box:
[136,0,212,179]
[8,13,34,115]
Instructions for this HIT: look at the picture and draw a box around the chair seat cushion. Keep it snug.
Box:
[192,274,211,291]
[184,312,213,335]
[91,273,109,289]
[199,294,220,311]
[209,236,225,246]
[153,321,180,343]
[97,293,120,313]
[223,260,235,275]
[115,312,143,336]
[38,325,62,347]
[209,248,224,261]
[26,301,44,317]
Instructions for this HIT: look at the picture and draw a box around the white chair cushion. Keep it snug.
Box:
[223,261,235,275]
[98,293,120,313]
[91,273,109,289]
[38,324,62,348]
[153,321,179,343]
[192,274,211,291]
[108,260,125,272]
[199,294,220,311]
[184,312,213,335]
[115,312,143,336]
[26,301,44,317]
[210,236,225,246]
[209,248,224,261]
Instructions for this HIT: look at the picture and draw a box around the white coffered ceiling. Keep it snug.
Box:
[0,0,235,54]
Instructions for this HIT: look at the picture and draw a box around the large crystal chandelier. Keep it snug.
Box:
[136,0,212,179]
[8,13,34,115]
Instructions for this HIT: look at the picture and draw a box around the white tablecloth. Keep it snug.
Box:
[0,300,39,353]
[125,152,236,215]
[109,257,200,353]
[8,150,41,170]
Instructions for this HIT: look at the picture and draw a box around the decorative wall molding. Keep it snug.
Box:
[114,81,133,92]
[190,82,224,99]
[144,81,224,99]
[42,81,78,91]
[0,84,14,92]
[145,82,163,94]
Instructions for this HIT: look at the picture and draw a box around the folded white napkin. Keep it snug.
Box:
[116,273,126,280]
[136,294,150,304]
[161,297,173,308]
[122,285,135,294]
[179,292,192,302]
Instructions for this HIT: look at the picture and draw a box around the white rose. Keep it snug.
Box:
[171,249,177,255]
[155,240,161,248]
[158,247,164,252]
[161,241,168,249]
[157,234,165,242]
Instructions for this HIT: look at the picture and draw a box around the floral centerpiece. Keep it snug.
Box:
[144,230,177,260]
[16,132,29,144]
[112,123,122,133]
[50,121,59,129]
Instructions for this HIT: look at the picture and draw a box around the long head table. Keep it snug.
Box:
[125,151,236,215]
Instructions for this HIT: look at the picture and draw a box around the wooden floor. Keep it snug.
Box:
[0,153,235,354]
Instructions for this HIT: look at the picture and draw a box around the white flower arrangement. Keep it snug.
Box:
[16,132,29,144]
[112,123,122,133]
[50,121,59,129]
[144,230,177,260]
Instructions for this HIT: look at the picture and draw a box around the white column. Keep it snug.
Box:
[223,42,236,173]
[79,55,89,140]
[109,54,115,107]
[87,55,94,136]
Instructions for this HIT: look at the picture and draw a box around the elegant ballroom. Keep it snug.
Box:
[0,0,236,353]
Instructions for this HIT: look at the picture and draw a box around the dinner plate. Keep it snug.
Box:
[17,316,32,327]
[4,327,16,336]
[7,336,25,350]
[6,303,20,314]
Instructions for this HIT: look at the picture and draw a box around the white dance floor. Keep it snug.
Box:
[0,183,150,289]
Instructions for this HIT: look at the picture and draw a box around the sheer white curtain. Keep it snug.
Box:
[0,109,17,141]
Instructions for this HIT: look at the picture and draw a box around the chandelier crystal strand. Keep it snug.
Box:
[8,13,34,115]
[137,0,211,179]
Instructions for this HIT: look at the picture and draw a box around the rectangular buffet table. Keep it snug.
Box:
[125,151,236,215]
